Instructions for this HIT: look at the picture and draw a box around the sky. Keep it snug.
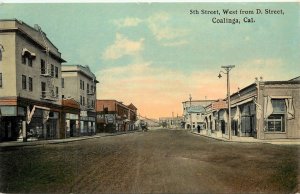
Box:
[0,3,299,119]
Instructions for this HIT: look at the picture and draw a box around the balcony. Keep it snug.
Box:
[41,91,58,101]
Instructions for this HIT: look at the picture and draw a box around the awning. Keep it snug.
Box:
[22,48,36,57]
[231,97,253,107]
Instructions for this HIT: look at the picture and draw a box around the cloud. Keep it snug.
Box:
[147,12,189,43]
[162,40,189,47]
[102,33,144,60]
[113,17,143,28]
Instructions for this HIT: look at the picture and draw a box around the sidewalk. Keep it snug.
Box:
[191,131,300,145]
[0,130,141,148]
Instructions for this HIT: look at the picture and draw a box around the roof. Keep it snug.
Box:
[62,64,99,83]
[127,103,137,110]
[0,19,66,63]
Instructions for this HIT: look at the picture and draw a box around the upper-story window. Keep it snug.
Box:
[87,83,90,94]
[55,66,58,78]
[21,48,35,67]
[61,78,64,88]
[22,75,27,90]
[0,44,4,61]
[28,77,33,92]
[0,73,2,88]
[51,64,54,77]
[41,59,46,74]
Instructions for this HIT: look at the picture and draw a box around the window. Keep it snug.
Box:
[0,47,2,61]
[83,96,85,106]
[28,77,33,91]
[22,75,26,90]
[28,58,33,67]
[82,81,85,90]
[266,99,286,132]
[87,83,89,94]
[22,55,26,64]
[80,96,83,105]
[41,82,46,98]
[56,87,59,97]
[55,66,58,78]
[267,115,285,132]
[41,59,46,74]
[0,73,2,88]
[51,64,54,77]
[80,80,82,89]
[62,95,64,99]
[61,78,64,88]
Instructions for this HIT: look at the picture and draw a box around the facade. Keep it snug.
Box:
[61,65,98,136]
[159,116,184,128]
[200,77,300,140]
[182,100,215,130]
[96,100,137,133]
[0,19,66,141]
[60,98,80,138]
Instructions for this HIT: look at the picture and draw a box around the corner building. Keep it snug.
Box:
[0,19,66,141]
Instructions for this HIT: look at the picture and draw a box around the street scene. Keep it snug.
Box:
[0,2,300,193]
[0,129,299,193]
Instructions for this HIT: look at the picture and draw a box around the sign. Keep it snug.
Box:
[80,111,87,117]
[212,100,227,110]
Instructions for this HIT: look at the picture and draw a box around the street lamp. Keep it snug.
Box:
[218,65,235,140]
[189,94,192,132]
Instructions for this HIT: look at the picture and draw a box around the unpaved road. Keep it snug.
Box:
[0,129,299,193]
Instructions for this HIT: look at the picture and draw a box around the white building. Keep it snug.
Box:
[61,65,99,135]
[182,100,215,130]
[0,19,66,141]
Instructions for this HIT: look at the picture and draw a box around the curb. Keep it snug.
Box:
[0,130,141,148]
[190,131,300,145]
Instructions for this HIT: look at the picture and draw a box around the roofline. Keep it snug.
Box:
[62,65,99,83]
[182,99,215,104]
[0,19,65,62]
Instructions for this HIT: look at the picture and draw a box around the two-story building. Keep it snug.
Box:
[0,19,65,141]
[61,65,99,136]
[96,100,137,133]
[182,100,215,130]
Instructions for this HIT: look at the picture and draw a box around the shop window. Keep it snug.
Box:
[266,114,285,132]
[29,77,33,91]
[265,99,286,132]
[22,75,26,90]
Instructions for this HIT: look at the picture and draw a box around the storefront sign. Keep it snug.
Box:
[212,100,227,110]
[80,111,87,117]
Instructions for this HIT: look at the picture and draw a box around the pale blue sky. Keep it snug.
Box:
[1,3,299,118]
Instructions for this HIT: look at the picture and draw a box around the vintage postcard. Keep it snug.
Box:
[0,1,299,193]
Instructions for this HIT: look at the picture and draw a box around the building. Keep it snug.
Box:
[96,100,137,133]
[159,116,183,128]
[182,100,215,130]
[0,19,66,141]
[61,65,98,136]
[201,77,300,140]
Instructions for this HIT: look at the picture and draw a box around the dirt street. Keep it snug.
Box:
[0,129,299,193]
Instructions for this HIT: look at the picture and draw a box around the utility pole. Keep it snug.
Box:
[189,94,192,132]
[218,65,235,140]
